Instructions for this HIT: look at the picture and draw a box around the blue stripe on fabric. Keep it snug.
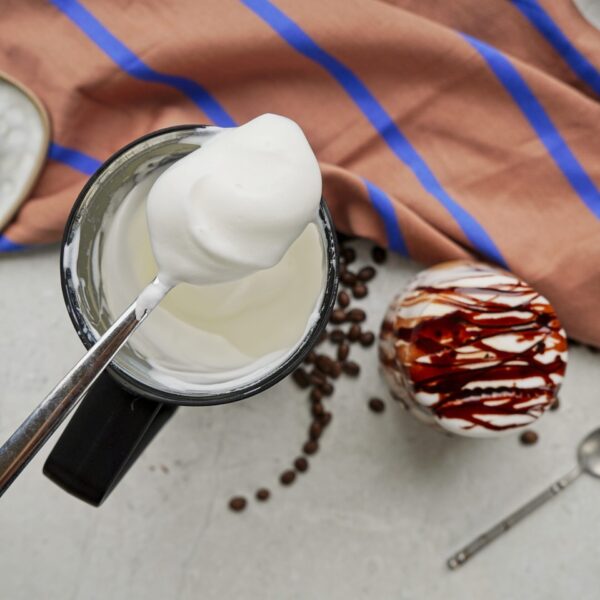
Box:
[240,0,506,266]
[512,0,600,95]
[49,0,236,127]
[48,142,102,175]
[463,33,600,219]
[363,179,408,256]
[0,235,26,252]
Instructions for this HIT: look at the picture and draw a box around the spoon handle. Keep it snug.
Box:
[447,465,582,570]
[0,302,146,497]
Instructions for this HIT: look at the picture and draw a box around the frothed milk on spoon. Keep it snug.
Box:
[136,113,322,315]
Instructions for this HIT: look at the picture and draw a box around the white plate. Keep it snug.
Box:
[0,72,50,231]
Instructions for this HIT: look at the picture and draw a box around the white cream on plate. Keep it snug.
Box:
[102,114,325,390]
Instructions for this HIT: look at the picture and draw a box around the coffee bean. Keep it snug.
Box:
[340,271,357,286]
[309,370,326,387]
[292,368,310,389]
[320,412,332,427]
[256,488,270,502]
[338,290,350,308]
[316,355,335,374]
[317,331,328,344]
[320,382,334,396]
[304,351,316,365]
[331,309,346,324]
[294,457,309,473]
[312,403,324,417]
[360,331,375,347]
[329,361,342,378]
[520,430,538,445]
[229,496,247,512]
[368,398,385,413]
[341,247,356,264]
[280,470,296,485]
[358,266,376,282]
[371,245,387,264]
[550,397,560,411]
[309,422,322,440]
[303,440,319,455]
[337,342,350,362]
[330,329,345,344]
[347,308,366,323]
[348,324,361,342]
[310,388,323,402]
[353,283,368,299]
[343,361,360,376]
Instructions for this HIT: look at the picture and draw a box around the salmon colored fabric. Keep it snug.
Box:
[2,0,600,344]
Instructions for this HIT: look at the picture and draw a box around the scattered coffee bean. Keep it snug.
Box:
[337,342,350,362]
[341,247,356,264]
[329,361,342,379]
[360,331,375,347]
[371,245,387,264]
[309,370,326,387]
[338,290,350,308]
[331,309,346,324]
[294,457,309,473]
[330,329,345,344]
[520,430,538,445]
[348,324,361,341]
[320,412,332,427]
[320,382,334,396]
[256,488,270,502]
[343,361,360,376]
[310,388,323,402]
[292,368,310,389]
[353,283,368,299]
[304,351,316,365]
[347,308,366,323]
[280,470,296,485]
[368,398,386,413]
[309,422,323,440]
[303,440,319,455]
[229,496,247,512]
[358,266,376,282]
[550,397,560,411]
[316,355,335,374]
[340,271,357,286]
[230,241,387,512]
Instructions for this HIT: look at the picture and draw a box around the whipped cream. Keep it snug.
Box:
[136,113,322,317]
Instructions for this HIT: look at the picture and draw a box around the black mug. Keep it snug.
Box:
[44,126,339,505]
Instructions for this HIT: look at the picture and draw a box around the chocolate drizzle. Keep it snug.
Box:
[379,262,568,434]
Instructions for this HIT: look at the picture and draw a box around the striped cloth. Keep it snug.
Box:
[2,0,600,344]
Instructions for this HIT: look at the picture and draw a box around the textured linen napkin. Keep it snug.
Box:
[1,0,600,343]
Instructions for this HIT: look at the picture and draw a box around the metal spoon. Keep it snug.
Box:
[447,427,600,569]
[0,277,169,497]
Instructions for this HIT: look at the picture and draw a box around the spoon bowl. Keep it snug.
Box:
[578,427,600,478]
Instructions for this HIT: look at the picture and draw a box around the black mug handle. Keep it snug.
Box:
[43,372,177,506]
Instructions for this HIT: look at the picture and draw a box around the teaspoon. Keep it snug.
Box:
[447,426,600,569]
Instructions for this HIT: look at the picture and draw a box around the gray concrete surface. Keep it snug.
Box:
[0,242,599,599]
